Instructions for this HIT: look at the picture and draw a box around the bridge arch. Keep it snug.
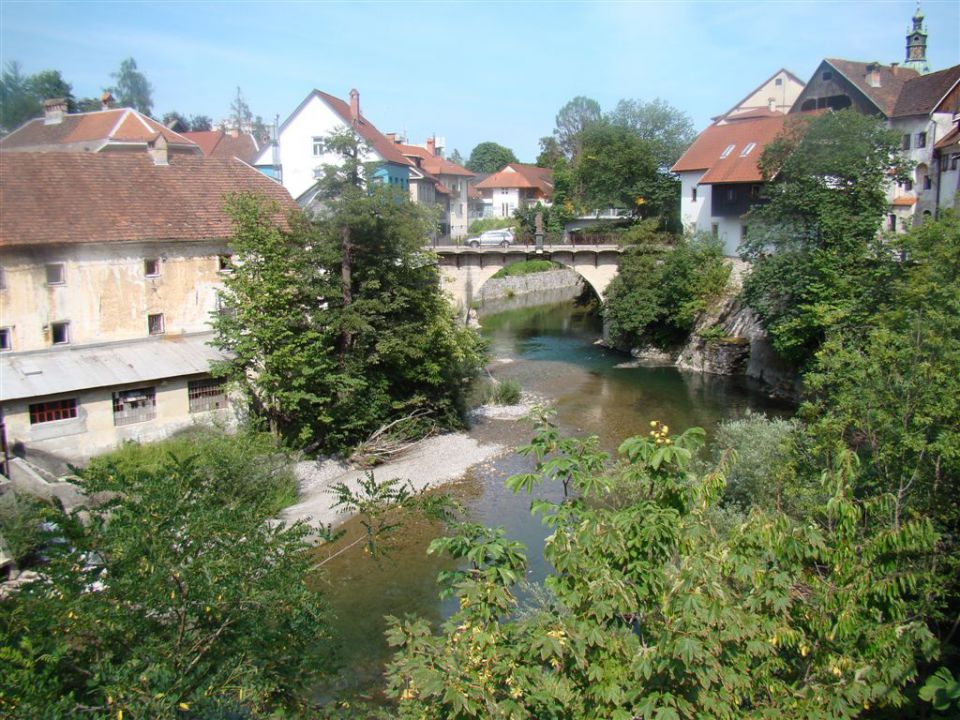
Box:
[435,246,623,318]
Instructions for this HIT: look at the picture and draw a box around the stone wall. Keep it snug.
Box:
[479,268,583,302]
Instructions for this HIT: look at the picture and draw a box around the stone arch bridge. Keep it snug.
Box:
[434,245,625,316]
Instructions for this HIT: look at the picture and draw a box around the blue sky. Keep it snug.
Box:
[2,1,958,161]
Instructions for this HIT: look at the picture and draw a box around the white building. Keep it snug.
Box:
[473,164,554,219]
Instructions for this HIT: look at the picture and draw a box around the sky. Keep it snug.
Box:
[1,1,958,161]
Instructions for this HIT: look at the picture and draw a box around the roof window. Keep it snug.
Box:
[740,143,757,157]
[720,144,735,159]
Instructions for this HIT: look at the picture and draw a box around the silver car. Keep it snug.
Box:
[468,228,515,248]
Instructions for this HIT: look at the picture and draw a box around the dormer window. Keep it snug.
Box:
[720,144,735,159]
[822,70,833,81]
[740,143,756,157]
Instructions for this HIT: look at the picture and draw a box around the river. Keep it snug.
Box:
[312,293,791,702]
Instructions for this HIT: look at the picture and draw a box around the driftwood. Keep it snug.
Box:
[348,409,437,468]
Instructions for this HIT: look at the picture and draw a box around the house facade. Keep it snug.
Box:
[394,137,474,239]
[473,164,553,219]
[252,89,412,206]
[0,148,295,461]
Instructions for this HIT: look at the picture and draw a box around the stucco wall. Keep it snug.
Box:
[0,240,226,353]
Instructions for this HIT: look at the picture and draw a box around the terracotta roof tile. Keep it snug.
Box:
[396,143,474,176]
[0,152,295,247]
[0,108,198,152]
[672,114,787,183]
[825,59,918,117]
[312,91,412,167]
[473,163,553,193]
[182,130,260,163]
[892,64,960,117]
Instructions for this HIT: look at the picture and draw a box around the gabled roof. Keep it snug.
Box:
[0,108,199,153]
[672,114,787,184]
[0,152,295,247]
[719,68,805,118]
[473,163,553,193]
[181,129,260,163]
[823,59,919,117]
[396,142,474,177]
[935,124,960,153]
[892,64,960,117]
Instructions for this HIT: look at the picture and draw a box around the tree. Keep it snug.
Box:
[229,85,253,131]
[386,417,938,718]
[109,57,153,115]
[0,62,74,130]
[606,97,695,167]
[553,95,602,160]
[536,135,564,168]
[161,110,189,130]
[212,129,483,452]
[0,438,331,718]
[466,141,518,173]
[189,114,212,131]
[448,148,464,166]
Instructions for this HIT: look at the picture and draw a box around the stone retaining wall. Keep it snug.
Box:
[480,268,583,302]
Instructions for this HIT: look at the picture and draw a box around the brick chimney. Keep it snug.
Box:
[100,91,113,111]
[866,63,882,88]
[349,88,360,123]
[426,137,437,156]
[42,98,68,125]
[386,132,398,144]
[148,134,169,166]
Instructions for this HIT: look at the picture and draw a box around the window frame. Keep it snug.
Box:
[217,254,234,273]
[902,134,911,150]
[29,398,78,425]
[0,327,11,351]
[188,377,228,413]
[50,321,70,345]
[148,313,165,336]
[312,136,324,156]
[45,263,65,286]
[112,387,157,426]
[144,258,160,277]
[916,131,926,149]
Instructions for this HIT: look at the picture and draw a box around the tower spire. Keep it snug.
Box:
[904,3,930,74]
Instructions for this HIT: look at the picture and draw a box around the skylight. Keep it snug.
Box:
[720,144,735,158]
[740,142,757,157]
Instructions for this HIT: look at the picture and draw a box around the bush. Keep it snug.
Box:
[486,379,521,405]
[468,217,515,235]
[491,260,563,279]
[83,426,299,515]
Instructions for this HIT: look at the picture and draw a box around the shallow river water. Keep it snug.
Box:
[313,295,791,701]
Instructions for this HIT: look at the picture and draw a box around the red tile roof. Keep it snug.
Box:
[473,163,553,193]
[0,108,199,153]
[825,59,918,117]
[309,91,412,167]
[892,64,960,117]
[0,152,295,247]
[181,129,260,163]
[672,114,787,184]
[396,142,474,177]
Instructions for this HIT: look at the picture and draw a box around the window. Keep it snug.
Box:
[312,136,323,156]
[822,70,833,81]
[740,142,756,157]
[188,378,228,413]
[923,175,932,190]
[0,327,10,351]
[711,223,719,238]
[148,313,165,335]
[775,77,783,86]
[217,254,233,273]
[952,154,960,171]
[50,321,69,345]
[904,179,914,191]
[144,258,160,277]
[726,188,736,202]
[902,134,911,150]
[691,187,697,202]
[45,263,65,285]
[750,184,761,200]
[720,144,735,158]
[29,398,78,424]
[113,387,156,426]
[942,156,951,172]
[916,132,926,148]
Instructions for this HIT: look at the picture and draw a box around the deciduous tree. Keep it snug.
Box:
[466,141,518,173]
[606,97,695,167]
[553,95,601,160]
[109,57,153,116]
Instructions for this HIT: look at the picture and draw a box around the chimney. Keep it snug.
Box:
[148,134,169,166]
[349,88,360,123]
[866,63,882,88]
[386,132,398,144]
[42,98,68,125]
[100,91,113,111]
[426,137,437,156]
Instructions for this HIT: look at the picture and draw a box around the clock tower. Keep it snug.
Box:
[904,4,930,74]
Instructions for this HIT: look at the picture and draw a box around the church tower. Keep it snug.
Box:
[904,4,930,74]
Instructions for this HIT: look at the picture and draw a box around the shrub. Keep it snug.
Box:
[468,217,515,235]
[486,379,521,405]
[491,260,563,279]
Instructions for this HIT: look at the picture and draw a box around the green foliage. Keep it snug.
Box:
[604,232,729,349]
[83,426,299,515]
[0,454,331,718]
[605,97,696,167]
[483,379,521,406]
[108,57,153,116]
[386,419,938,718]
[0,61,74,131]
[741,110,909,366]
[189,114,212,132]
[513,199,575,236]
[466,142,518,173]
[536,135,564,168]
[212,130,484,453]
[919,667,960,714]
[553,96,602,160]
[491,260,563,279]
[468,216,515,235]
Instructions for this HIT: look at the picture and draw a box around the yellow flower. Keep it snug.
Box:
[178,703,190,711]
[662,425,669,434]
[650,420,658,427]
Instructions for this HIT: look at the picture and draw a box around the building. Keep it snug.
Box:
[0,147,296,461]
[251,88,412,206]
[473,163,553,219]
[181,128,261,164]
[393,137,475,239]
[715,68,806,120]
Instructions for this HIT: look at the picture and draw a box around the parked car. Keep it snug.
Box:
[467,228,515,248]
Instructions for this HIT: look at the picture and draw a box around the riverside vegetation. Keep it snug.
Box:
[2,112,959,718]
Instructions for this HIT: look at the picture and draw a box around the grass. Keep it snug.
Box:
[486,379,522,405]
[491,260,564,279]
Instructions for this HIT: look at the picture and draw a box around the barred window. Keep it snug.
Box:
[148,313,165,335]
[113,387,156,426]
[188,378,228,413]
[30,398,78,424]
